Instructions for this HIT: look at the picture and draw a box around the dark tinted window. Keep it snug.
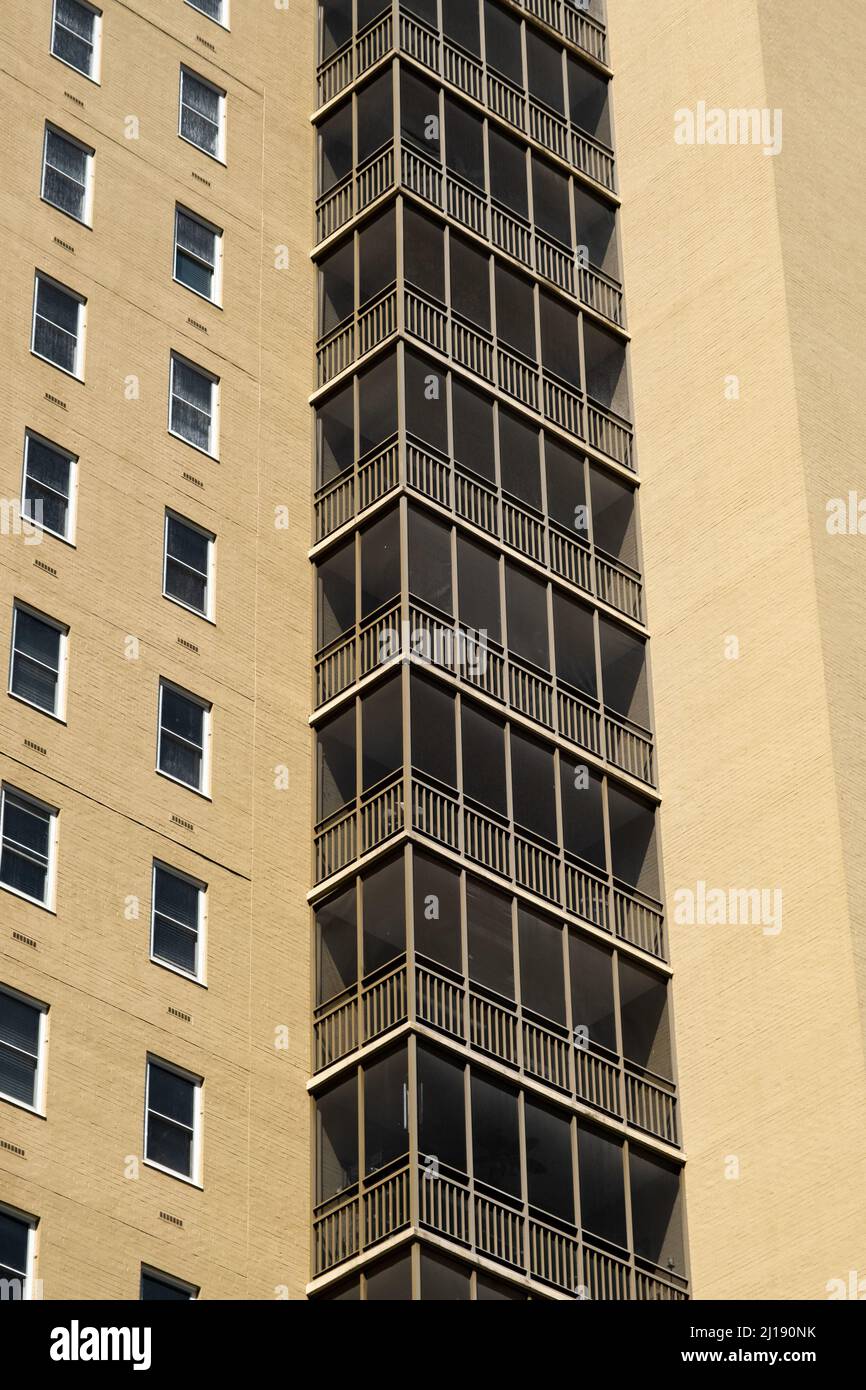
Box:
[472,1073,520,1197]
[360,508,399,618]
[359,206,396,305]
[411,676,456,787]
[364,1047,408,1175]
[363,855,405,973]
[526,1099,573,1221]
[518,907,565,1023]
[499,409,541,509]
[317,539,355,648]
[414,851,462,972]
[409,507,453,615]
[418,1044,467,1172]
[358,352,397,455]
[357,71,393,163]
[510,731,557,843]
[560,764,606,870]
[401,70,440,158]
[404,206,445,301]
[443,0,480,55]
[362,678,402,789]
[317,1073,358,1201]
[317,884,357,1004]
[569,932,616,1052]
[484,0,522,84]
[489,129,528,218]
[505,564,549,670]
[458,535,501,644]
[578,1125,626,1246]
[318,707,356,818]
[452,380,495,481]
[495,265,536,359]
[466,876,513,998]
[450,234,490,330]
[405,352,448,452]
[445,98,485,189]
[461,704,507,814]
[554,592,597,696]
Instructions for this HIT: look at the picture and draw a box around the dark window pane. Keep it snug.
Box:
[413,852,462,972]
[608,787,658,898]
[358,0,390,27]
[450,234,490,330]
[489,129,528,218]
[359,207,396,306]
[476,1273,526,1299]
[420,1249,471,1300]
[149,1065,194,1127]
[318,539,355,647]
[411,676,456,788]
[498,409,541,509]
[461,704,506,814]
[363,855,406,974]
[452,380,495,482]
[629,1152,684,1273]
[466,877,513,999]
[505,564,549,670]
[561,764,605,870]
[471,1074,520,1197]
[527,30,565,114]
[362,678,402,790]
[317,1073,358,1201]
[457,535,500,645]
[403,0,437,22]
[405,351,448,452]
[526,1099,573,1221]
[484,0,522,85]
[495,265,536,359]
[317,707,356,818]
[578,1125,626,1246]
[401,70,440,159]
[404,207,445,301]
[445,99,485,190]
[317,383,354,485]
[554,592,597,697]
[569,932,616,1052]
[358,353,397,455]
[408,508,452,615]
[584,321,630,417]
[317,885,357,1004]
[546,439,588,536]
[540,292,580,387]
[357,71,393,164]
[590,466,638,569]
[567,56,611,145]
[0,1211,29,1280]
[319,103,352,193]
[510,731,556,843]
[364,1047,408,1175]
[141,1273,193,1301]
[518,907,565,1024]
[574,183,619,277]
[443,0,480,55]
[599,619,649,727]
[532,156,571,246]
[319,239,354,336]
[360,509,399,618]
[619,958,672,1078]
[364,1250,412,1300]
[319,0,352,61]
[418,1044,466,1173]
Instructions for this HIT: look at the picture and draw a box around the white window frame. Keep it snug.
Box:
[21,431,78,546]
[50,0,103,83]
[0,784,58,913]
[156,678,212,797]
[150,861,207,985]
[8,602,69,722]
[168,353,219,459]
[144,1056,203,1186]
[173,205,223,306]
[178,67,226,163]
[140,1264,198,1300]
[184,0,229,31]
[0,983,48,1116]
[163,510,216,622]
[31,273,86,380]
[0,1202,38,1301]
[41,123,95,227]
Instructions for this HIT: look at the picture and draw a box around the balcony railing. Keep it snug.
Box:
[317,6,611,153]
[313,1160,687,1299]
[314,439,644,629]
[313,771,667,960]
[509,0,608,67]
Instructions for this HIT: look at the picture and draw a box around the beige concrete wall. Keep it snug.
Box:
[0,0,314,1298]
[607,0,866,1298]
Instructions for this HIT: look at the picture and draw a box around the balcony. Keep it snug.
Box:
[509,0,608,65]
[313,434,644,626]
[312,1157,686,1298]
[313,952,678,1151]
[316,9,615,195]
[313,770,666,960]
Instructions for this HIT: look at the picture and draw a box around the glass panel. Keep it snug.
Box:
[567,55,611,145]
[359,206,396,306]
[319,239,354,336]
[574,183,619,278]
[141,1273,192,1301]
[362,677,402,790]
[37,277,79,335]
[403,0,437,25]
[554,592,597,696]
[451,380,494,481]
[357,0,390,28]
[400,70,440,159]
[316,884,357,1003]
[569,932,616,1052]
[629,1152,684,1273]
[152,912,197,975]
[362,855,405,974]
[583,321,630,417]
[526,30,565,114]
[154,866,198,929]
[518,907,565,1024]
[411,676,456,788]
[319,102,352,193]
[488,129,528,218]
[413,852,462,972]
[418,1044,466,1172]
[466,876,513,999]
[0,1211,29,1279]
[419,1249,471,1300]
[590,466,637,568]
[443,0,480,56]
[161,687,203,747]
[408,507,452,615]
[560,764,605,870]
[317,383,354,485]
[476,1273,526,1299]
[364,1047,408,1175]
[364,1250,411,1300]
[619,958,672,1077]
[449,234,490,330]
[545,438,587,537]
[357,71,393,164]
[319,0,352,61]
[149,1064,194,1127]
[532,156,571,247]
[358,352,397,455]
[498,409,541,510]
[461,703,506,814]
[525,1099,573,1221]
[484,0,522,85]
[317,539,355,647]
[540,292,581,387]
[578,1124,626,1246]
[317,1073,358,1200]
[607,787,658,897]
[360,508,399,618]
[457,535,500,644]
[445,99,485,190]
[510,732,556,843]
[405,352,448,453]
[471,1073,520,1197]
[403,207,445,301]
[495,265,536,359]
[317,707,356,818]
[505,564,549,670]
[599,619,649,726]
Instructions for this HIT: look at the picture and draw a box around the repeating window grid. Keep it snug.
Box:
[150,862,206,983]
[184,0,228,29]
[8,603,68,720]
[179,68,226,161]
[144,1058,202,1184]
[31,274,85,379]
[0,985,48,1115]
[168,354,218,457]
[0,1204,37,1301]
[41,125,94,225]
[21,432,77,545]
[50,0,102,82]
[0,785,57,911]
[157,679,211,795]
[163,511,215,620]
[173,207,221,304]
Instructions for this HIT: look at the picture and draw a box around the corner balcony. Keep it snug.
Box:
[312,1157,686,1299]
[312,952,678,1149]
[509,0,608,65]
[313,769,666,961]
[313,432,644,626]
[316,9,615,195]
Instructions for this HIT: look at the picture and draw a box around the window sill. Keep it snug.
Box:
[150,954,208,989]
[172,273,222,310]
[0,1092,46,1119]
[8,691,67,725]
[41,194,91,231]
[0,881,55,914]
[163,592,216,626]
[143,1158,203,1190]
[179,134,226,167]
[30,349,83,383]
[167,427,219,463]
[50,52,100,86]
[155,768,212,802]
